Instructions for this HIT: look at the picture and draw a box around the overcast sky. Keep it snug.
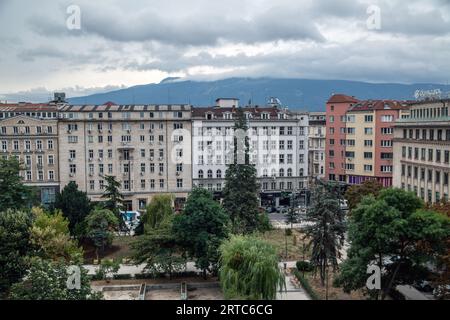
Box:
[0,0,449,101]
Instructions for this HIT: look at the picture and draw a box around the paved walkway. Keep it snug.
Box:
[277,274,310,300]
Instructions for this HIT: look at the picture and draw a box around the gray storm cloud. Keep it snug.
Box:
[0,0,449,97]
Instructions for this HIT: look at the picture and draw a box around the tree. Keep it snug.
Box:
[222,108,260,234]
[173,188,229,278]
[95,259,121,281]
[345,179,382,212]
[425,200,450,299]
[141,194,174,232]
[334,189,450,300]
[85,208,119,260]
[101,175,124,212]
[0,157,36,210]
[0,209,33,295]
[132,215,184,278]
[219,235,285,300]
[30,207,83,262]
[304,184,346,289]
[9,257,102,300]
[54,182,92,234]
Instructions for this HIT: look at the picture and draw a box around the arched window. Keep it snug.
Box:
[279,168,285,177]
[299,168,304,177]
[207,170,213,178]
[263,169,268,177]
[287,168,292,177]
[198,170,204,178]
[216,169,222,178]
[271,169,277,177]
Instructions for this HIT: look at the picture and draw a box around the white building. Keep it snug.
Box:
[192,99,309,207]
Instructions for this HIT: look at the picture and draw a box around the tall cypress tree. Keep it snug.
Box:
[222,108,260,234]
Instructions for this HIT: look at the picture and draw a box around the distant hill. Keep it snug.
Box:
[67,77,450,111]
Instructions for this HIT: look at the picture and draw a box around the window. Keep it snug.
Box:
[198,170,204,178]
[216,170,222,178]
[381,166,393,173]
[364,140,373,147]
[364,115,373,122]
[381,140,392,147]
[381,128,393,135]
[364,128,373,135]
[364,165,373,172]
[381,115,394,122]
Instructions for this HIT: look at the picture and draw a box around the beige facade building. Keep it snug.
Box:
[308,112,326,180]
[58,103,192,211]
[0,103,60,204]
[393,99,450,203]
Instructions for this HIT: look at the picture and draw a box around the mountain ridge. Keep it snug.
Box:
[67,77,450,111]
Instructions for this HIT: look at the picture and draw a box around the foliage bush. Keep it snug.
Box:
[296,260,314,272]
[293,269,319,300]
[219,235,286,300]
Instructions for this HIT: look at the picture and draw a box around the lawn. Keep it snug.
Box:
[294,270,366,300]
[83,236,136,263]
[257,228,310,261]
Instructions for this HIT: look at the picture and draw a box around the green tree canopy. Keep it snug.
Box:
[30,207,83,263]
[0,209,33,295]
[0,157,36,210]
[85,208,119,260]
[334,188,450,299]
[9,257,102,300]
[345,179,383,212]
[304,184,346,286]
[219,235,285,300]
[132,215,184,278]
[141,194,174,232]
[173,188,230,277]
[54,181,92,233]
[222,108,260,234]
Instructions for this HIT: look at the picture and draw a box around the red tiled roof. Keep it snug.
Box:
[348,100,409,111]
[0,103,57,112]
[327,94,360,104]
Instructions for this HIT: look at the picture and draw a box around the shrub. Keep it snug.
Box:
[296,260,314,272]
[285,228,292,236]
[293,269,319,300]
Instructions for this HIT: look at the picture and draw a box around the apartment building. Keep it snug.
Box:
[0,103,60,205]
[393,99,450,203]
[58,103,192,211]
[192,98,309,207]
[308,112,326,180]
[326,95,409,186]
[325,94,359,183]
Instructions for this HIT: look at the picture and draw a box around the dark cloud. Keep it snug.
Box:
[0,0,449,97]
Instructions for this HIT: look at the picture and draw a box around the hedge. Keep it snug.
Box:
[293,269,320,300]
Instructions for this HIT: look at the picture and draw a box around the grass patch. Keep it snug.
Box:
[83,236,136,263]
[257,229,310,261]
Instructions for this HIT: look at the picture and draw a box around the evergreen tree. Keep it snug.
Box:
[0,157,36,210]
[54,181,92,233]
[304,183,346,287]
[101,175,124,212]
[222,108,260,234]
[85,208,119,260]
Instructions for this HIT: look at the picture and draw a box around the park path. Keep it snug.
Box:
[84,261,310,300]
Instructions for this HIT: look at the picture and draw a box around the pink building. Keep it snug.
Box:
[325,95,410,187]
